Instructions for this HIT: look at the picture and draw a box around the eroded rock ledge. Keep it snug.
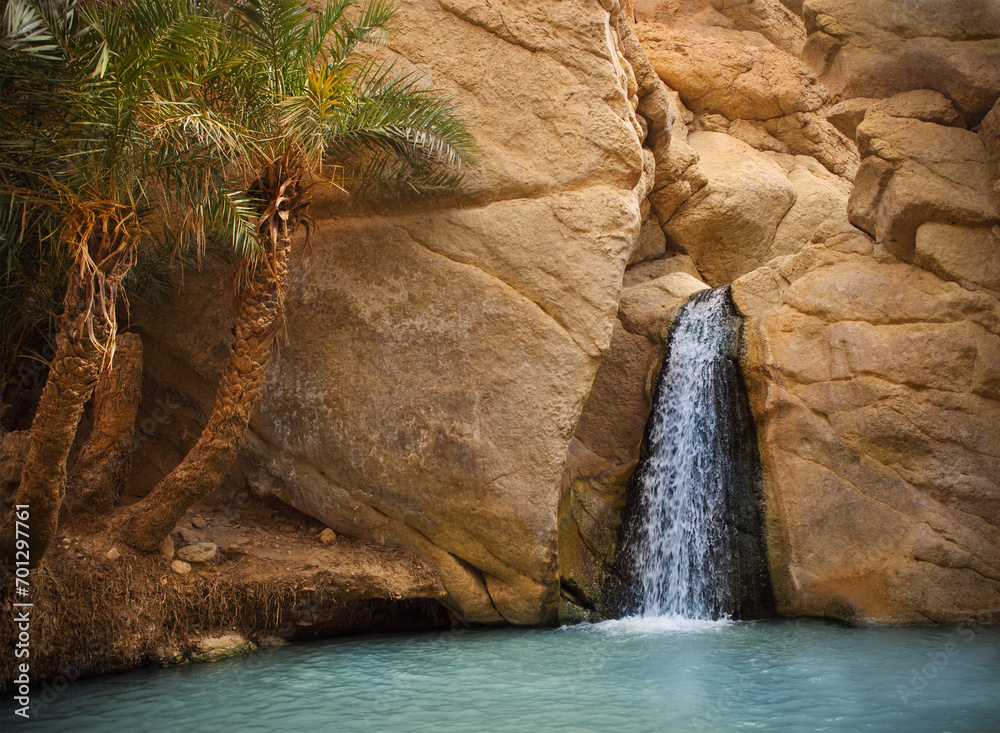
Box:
[0,503,449,690]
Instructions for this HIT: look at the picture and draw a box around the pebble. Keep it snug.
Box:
[176,542,218,564]
[316,528,337,544]
[280,524,296,533]
[159,536,174,560]
[190,633,256,663]
[171,560,192,574]
[106,547,121,561]
[191,516,208,529]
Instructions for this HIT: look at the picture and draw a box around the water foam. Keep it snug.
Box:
[571,615,733,637]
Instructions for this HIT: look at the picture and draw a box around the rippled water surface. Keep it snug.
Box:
[4,619,1000,732]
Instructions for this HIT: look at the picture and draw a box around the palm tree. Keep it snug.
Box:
[0,0,257,564]
[119,0,474,550]
[0,0,77,423]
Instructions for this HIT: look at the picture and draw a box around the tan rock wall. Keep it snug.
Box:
[133,0,1000,627]
[636,15,857,176]
[733,232,1000,623]
[726,63,1000,624]
[800,0,1000,124]
[137,0,651,625]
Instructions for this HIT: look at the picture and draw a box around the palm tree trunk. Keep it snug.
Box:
[119,225,291,551]
[1,276,105,566]
[63,332,143,518]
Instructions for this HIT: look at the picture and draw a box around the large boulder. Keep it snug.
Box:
[664,131,795,285]
[848,108,999,260]
[733,229,1000,624]
[243,196,639,626]
[663,131,850,285]
[134,0,651,626]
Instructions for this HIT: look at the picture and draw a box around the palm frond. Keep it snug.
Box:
[327,0,392,62]
[1,0,65,64]
[342,154,465,198]
[141,97,259,163]
[330,63,475,168]
[209,189,262,261]
[280,62,350,169]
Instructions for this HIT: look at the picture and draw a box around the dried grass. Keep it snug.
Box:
[0,551,297,688]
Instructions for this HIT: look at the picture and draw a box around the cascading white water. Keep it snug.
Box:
[615,286,770,621]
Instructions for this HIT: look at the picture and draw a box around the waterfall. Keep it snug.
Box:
[612,286,772,621]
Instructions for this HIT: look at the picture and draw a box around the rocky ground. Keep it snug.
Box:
[0,495,450,690]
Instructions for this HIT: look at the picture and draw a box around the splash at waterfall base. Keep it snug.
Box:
[608,287,774,622]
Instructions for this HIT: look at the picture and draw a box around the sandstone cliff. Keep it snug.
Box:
[561,0,1000,623]
[138,0,651,625]
[136,0,1000,625]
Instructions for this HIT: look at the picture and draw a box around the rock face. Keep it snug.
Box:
[634,0,808,55]
[134,0,1000,627]
[800,0,1000,124]
[138,0,650,626]
[727,67,1000,622]
[733,228,1000,623]
[635,3,858,177]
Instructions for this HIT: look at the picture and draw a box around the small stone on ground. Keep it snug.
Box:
[176,542,218,564]
[171,560,191,574]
